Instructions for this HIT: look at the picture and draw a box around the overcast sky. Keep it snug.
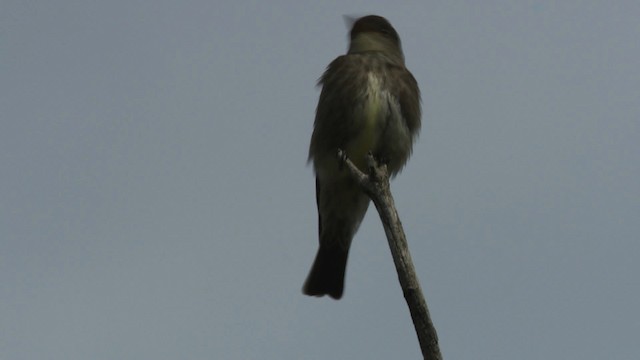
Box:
[2,1,639,359]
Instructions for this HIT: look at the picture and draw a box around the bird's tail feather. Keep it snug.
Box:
[302,245,349,300]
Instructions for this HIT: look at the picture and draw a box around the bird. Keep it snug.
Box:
[303,15,421,299]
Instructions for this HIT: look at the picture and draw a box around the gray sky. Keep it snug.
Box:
[2,1,639,359]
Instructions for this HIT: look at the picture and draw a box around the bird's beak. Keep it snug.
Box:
[342,15,358,30]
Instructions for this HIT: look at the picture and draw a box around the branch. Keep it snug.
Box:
[338,150,443,360]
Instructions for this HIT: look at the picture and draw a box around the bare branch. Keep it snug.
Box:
[339,150,443,360]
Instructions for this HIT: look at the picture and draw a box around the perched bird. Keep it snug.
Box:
[303,15,421,299]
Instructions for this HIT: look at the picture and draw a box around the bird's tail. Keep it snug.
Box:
[302,245,349,300]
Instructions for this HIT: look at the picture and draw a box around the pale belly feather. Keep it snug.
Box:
[345,73,389,171]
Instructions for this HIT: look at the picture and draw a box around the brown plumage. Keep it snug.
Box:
[303,15,421,299]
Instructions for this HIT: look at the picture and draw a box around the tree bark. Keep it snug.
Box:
[339,150,443,360]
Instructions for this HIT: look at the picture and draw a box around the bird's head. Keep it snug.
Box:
[346,15,404,62]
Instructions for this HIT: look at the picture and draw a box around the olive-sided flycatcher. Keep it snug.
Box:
[303,15,421,299]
